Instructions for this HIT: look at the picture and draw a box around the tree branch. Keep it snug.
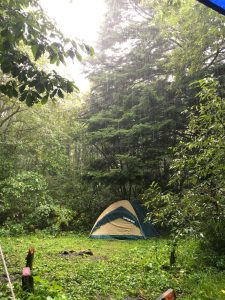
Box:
[0,106,21,128]
[203,49,221,70]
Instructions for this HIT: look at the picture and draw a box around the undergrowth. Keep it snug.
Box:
[0,233,224,299]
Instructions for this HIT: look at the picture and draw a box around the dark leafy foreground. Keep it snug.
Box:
[0,234,224,299]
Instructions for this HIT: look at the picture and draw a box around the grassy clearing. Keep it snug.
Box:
[0,233,224,299]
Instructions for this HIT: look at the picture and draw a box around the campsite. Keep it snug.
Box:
[1,0,225,299]
[1,234,225,299]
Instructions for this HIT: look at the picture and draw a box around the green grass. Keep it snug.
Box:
[0,233,224,299]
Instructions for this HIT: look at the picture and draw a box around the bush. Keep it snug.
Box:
[0,171,52,225]
[14,276,69,300]
[26,204,75,232]
[201,217,225,254]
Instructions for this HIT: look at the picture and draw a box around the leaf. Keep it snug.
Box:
[32,91,42,99]
[31,45,38,59]
[26,93,35,106]
[35,45,45,61]
[1,61,11,74]
[41,93,49,104]
[57,89,64,98]
[50,89,57,98]
[58,53,65,65]
[84,44,95,57]
[19,90,28,101]
[12,89,18,98]
[66,82,74,93]
[35,82,45,93]
[73,84,79,92]
[67,49,75,60]
[19,83,26,93]
[49,53,58,64]
[75,51,82,62]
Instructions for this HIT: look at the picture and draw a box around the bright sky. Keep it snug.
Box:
[39,0,106,92]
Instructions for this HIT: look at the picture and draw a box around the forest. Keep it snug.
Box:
[0,0,225,299]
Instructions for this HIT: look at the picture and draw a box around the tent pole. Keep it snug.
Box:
[0,245,16,300]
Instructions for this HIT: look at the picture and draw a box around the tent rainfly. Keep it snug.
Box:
[90,200,158,240]
[197,0,225,16]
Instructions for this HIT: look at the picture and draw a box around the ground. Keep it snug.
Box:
[0,233,224,299]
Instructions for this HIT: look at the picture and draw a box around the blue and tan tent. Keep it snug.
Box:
[198,0,225,15]
[90,200,158,240]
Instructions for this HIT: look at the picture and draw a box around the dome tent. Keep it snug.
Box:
[198,0,225,16]
[90,200,158,240]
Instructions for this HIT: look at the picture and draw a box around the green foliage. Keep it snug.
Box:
[27,204,75,232]
[0,142,17,180]
[15,276,68,300]
[0,171,52,227]
[83,0,225,202]
[0,0,94,105]
[1,0,225,261]
[0,95,103,232]
[144,78,225,253]
[151,0,225,84]
[82,1,184,198]
[142,182,181,234]
[0,235,224,299]
[0,204,75,235]
[171,78,225,251]
[63,178,115,230]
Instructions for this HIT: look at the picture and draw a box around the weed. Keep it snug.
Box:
[0,235,224,299]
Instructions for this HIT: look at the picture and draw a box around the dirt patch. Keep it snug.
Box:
[88,255,108,261]
[59,250,93,257]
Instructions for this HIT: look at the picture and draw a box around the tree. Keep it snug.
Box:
[82,0,225,221]
[142,0,225,86]
[144,79,225,252]
[82,0,188,199]
[171,78,225,250]
[0,93,106,230]
[0,0,94,106]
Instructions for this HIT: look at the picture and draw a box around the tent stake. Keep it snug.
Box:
[0,245,16,300]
